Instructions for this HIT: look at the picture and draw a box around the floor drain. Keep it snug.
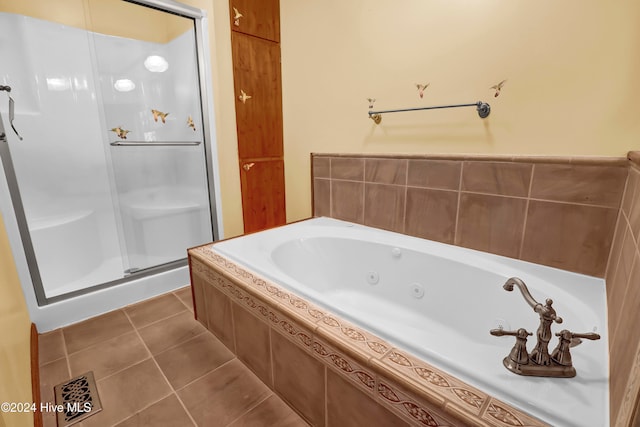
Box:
[53,371,102,427]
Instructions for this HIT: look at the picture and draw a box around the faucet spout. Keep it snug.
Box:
[503,277,539,309]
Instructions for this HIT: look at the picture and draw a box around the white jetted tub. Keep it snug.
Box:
[210,217,609,427]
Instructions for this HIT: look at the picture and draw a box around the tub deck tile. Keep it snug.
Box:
[316,314,394,361]
[481,398,551,427]
[379,348,489,417]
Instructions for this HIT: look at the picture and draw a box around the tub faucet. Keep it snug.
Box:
[503,277,562,365]
[490,277,600,378]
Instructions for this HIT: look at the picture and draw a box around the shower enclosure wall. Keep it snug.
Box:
[0,0,222,331]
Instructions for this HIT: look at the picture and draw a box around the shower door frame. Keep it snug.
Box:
[0,0,222,306]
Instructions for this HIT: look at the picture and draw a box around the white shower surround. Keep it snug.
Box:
[0,5,223,330]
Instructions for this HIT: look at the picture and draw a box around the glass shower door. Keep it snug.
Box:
[0,0,215,302]
[89,2,212,272]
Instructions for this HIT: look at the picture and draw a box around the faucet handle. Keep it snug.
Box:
[491,328,532,367]
[551,330,601,367]
[490,328,532,338]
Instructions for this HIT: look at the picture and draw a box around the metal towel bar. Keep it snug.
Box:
[368,101,491,124]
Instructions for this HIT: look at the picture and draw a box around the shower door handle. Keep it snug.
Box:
[243,162,255,171]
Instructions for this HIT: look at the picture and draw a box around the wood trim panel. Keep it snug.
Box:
[31,323,43,427]
[229,0,280,42]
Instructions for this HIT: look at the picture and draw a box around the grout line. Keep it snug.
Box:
[269,327,275,390]
[151,330,210,359]
[361,162,366,224]
[122,308,199,427]
[402,160,408,234]
[177,357,238,392]
[604,209,626,281]
[610,244,639,342]
[324,365,328,427]
[173,287,195,312]
[518,164,535,259]
[453,162,464,245]
[58,329,72,389]
[111,390,177,426]
[224,393,274,427]
[134,307,190,332]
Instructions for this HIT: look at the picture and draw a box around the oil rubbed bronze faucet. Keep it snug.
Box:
[490,277,600,378]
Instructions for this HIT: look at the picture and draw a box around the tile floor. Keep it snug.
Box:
[38,287,309,427]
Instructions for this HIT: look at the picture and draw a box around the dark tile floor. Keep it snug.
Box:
[38,287,308,427]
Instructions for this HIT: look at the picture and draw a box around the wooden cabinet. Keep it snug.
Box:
[229,0,280,42]
[239,159,286,231]
[232,33,283,159]
[230,0,285,233]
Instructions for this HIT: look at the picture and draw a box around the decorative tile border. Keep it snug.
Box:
[381,348,487,416]
[318,314,392,360]
[189,246,549,427]
[312,334,376,395]
[377,375,462,427]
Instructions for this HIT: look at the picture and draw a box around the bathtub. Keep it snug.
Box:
[208,217,608,427]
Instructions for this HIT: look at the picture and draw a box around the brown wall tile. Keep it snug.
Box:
[606,217,628,304]
[405,188,457,244]
[191,274,207,327]
[407,159,461,190]
[629,170,640,241]
[522,201,618,277]
[272,331,325,426]
[364,183,405,232]
[331,158,364,181]
[530,164,627,208]
[313,178,330,217]
[610,254,640,424]
[608,225,637,340]
[313,156,330,178]
[204,282,235,352]
[621,167,638,219]
[462,161,532,197]
[456,193,527,258]
[232,303,273,386]
[364,158,407,185]
[331,180,364,223]
[326,369,408,427]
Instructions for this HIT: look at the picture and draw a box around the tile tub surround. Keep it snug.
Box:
[311,154,628,278]
[188,246,549,427]
[605,153,640,426]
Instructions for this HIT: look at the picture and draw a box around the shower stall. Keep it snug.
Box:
[0,0,222,330]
